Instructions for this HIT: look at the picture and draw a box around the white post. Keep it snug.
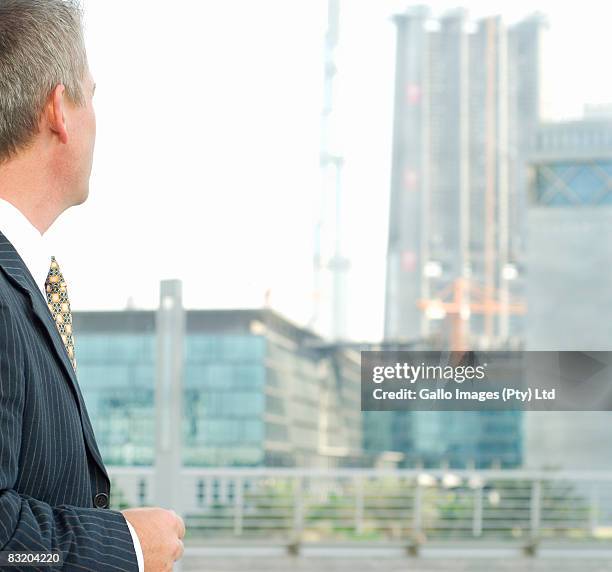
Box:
[355,476,364,535]
[589,484,599,536]
[413,484,423,539]
[530,480,541,540]
[473,485,483,537]
[155,280,185,570]
[293,477,304,541]
[234,478,244,536]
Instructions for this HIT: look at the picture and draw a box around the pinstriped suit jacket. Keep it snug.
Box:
[0,231,138,571]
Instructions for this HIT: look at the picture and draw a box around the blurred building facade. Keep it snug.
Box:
[525,118,612,469]
[73,308,364,468]
[378,7,543,471]
[364,349,523,469]
[384,7,545,347]
[365,411,522,469]
[527,118,612,349]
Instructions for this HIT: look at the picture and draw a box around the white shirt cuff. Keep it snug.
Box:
[125,519,145,572]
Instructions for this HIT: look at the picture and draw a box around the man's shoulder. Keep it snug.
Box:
[0,273,26,369]
[0,265,31,320]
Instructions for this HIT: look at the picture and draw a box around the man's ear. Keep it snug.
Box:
[46,84,69,144]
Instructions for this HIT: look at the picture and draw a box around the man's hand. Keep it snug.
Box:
[122,507,185,571]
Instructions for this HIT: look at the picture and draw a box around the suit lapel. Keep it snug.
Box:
[0,232,109,481]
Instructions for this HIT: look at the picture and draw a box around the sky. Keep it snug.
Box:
[48,0,612,342]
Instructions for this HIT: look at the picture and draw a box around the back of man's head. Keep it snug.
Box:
[0,0,87,163]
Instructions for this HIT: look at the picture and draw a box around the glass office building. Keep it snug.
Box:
[364,401,522,469]
[525,118,612,469]
[363,348,522,469]
[73,309,363,468]
[393,410,521,469]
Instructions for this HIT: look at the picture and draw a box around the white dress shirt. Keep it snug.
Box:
[0,197,145,572]
[0,198,50,299]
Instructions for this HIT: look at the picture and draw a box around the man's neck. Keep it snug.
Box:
[0,149,65,235]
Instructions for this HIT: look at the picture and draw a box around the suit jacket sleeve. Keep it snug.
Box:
[0,302,139,571]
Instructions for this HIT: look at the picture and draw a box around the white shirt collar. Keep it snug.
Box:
[0,197,51,298]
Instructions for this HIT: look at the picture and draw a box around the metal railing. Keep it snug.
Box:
[108,468,612,553]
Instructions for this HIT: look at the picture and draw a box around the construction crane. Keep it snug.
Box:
[418,277,526,351]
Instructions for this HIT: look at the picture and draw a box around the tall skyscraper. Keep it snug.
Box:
[384,7,546,347]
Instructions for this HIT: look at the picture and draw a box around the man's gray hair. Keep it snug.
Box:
[0,0,88,163]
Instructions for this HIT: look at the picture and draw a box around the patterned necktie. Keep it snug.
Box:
[45,256,77,372]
